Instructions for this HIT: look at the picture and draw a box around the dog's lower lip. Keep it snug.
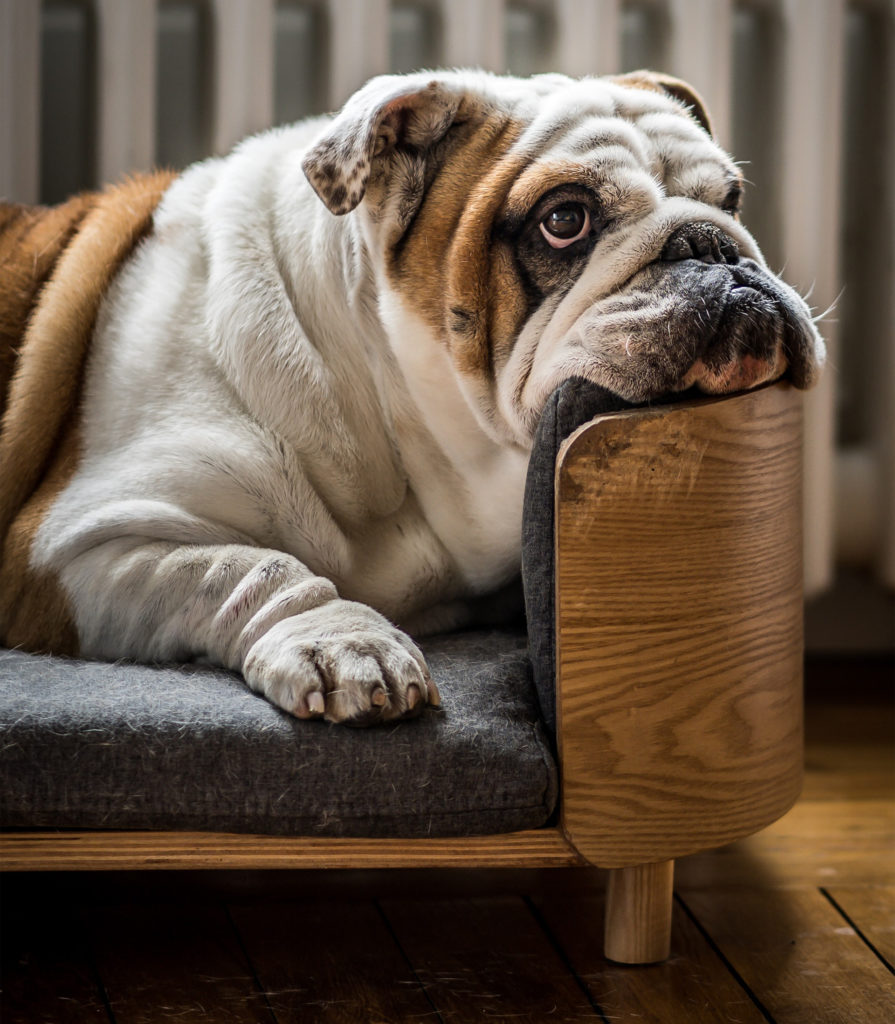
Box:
[726,282,774,312]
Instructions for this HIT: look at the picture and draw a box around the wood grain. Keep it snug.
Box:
[231,900,435,1023]
[380,895,601,1020]
[679,886,895,1024]
[3,382,805,894]
[555,383,805,867]
[824,886,895,969]
[677,797,895,889]
[533,890,770,1023]
[2,662,889,1021]
[604,860,674,963]
[0,827,584,872]
[84,903,269,1024]
[679,674,894,890]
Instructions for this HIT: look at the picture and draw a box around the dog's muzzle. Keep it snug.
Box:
[650,221,818,391]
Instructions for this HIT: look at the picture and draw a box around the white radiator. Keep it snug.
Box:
[1,0,892,598]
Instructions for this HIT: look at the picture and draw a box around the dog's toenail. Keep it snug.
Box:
[427,677,442,708]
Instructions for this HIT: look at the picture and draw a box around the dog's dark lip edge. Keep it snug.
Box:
[643,254,810,371]
[576,257,806,404]
[715,258,816,384]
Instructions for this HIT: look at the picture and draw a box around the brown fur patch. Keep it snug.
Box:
[446,152,534,379]
[385,113,530,379]
[484,237,531,371]
[0,194,96,415]
[1,426,82,653]
[0,170,176,653]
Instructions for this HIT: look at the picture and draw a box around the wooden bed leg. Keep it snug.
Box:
[604,860,674,964]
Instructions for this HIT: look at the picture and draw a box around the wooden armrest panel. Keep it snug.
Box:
[555,382,804,868]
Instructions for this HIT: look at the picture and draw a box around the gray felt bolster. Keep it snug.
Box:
[521,378,640,736]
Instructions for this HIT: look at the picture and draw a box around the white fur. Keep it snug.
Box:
[32,70,824,724]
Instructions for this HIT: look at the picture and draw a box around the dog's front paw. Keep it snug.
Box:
[242,601,439,725]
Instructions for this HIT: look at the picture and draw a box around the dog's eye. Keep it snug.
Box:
[539,204,591,248]
[722,182,743,215]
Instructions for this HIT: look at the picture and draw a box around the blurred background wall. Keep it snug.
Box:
[1,0,892,653]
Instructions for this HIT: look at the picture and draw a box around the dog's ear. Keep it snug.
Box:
[612,70,714,137]
[302,75,462,215]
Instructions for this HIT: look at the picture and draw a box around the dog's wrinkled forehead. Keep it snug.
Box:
[301,71,755,395]
[506,76,741,213]
[302,70,740,219]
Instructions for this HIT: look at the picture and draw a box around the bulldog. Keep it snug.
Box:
[0,69,823,725]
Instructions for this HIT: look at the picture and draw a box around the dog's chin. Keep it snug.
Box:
[685,259,823,393]
[677,270,791,393]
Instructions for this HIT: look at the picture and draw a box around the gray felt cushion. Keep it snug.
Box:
[0,630,557,838]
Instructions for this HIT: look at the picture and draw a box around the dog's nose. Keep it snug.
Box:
[660,222,739,265]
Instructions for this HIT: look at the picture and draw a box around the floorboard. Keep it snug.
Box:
[678,887,895,1024]
[1,655,892,1023]
[822,886,895,971]
[230,900,436,1023]
[532,891,770,1024]
[380,895,601,1021]
[1,906,110,1023]
[84,903,271,1024]
[674,797,895,889]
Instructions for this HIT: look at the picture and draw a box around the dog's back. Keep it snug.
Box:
[0,196,96,413]
[0,173,176,652]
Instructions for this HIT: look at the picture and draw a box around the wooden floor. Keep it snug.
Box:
[2,656,893,1023]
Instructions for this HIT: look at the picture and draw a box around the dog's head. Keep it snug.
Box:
[303,70,824,444]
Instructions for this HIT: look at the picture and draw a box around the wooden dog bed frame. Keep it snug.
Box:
[0,382,804,964]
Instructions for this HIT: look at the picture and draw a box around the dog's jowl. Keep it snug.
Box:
[0,70,824,724]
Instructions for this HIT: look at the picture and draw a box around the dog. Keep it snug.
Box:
[0,69,824,725]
